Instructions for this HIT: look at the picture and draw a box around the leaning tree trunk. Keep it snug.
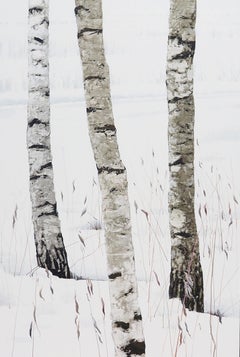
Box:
[74,1,145,355]
[27,0,70,278]
[166,0,204,312]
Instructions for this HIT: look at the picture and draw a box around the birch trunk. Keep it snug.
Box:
[166,0,204,312]
[74,1,145,355]
[27,0,70,278]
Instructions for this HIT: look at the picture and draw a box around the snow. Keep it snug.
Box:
[0,268,238,356]
[0,0,240,355]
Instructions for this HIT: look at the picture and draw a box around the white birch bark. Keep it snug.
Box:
[74,1,145,355]
[166,0,204,312]
[27,0,70,278]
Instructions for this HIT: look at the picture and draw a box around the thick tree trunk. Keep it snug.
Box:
[27,0,70,278]
[74,1,145,355]
[166,0,204,312]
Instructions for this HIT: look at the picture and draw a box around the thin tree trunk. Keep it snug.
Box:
[74,1,145,355]
[166,0,204,312]
[27,0,70,278]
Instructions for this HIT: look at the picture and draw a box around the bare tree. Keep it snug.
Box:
[166,0,204,312]
[74,1,145,355]
[27,0,70,278]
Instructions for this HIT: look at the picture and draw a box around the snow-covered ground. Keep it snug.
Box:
[0,0,239,356]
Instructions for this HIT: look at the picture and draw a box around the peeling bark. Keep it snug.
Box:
[74,1,145,355]
[27,0,70,278]
[166,0,204,312]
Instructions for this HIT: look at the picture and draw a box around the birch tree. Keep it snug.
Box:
[27,0,70,278]
[166,0,204,312]
[74,1,145,355]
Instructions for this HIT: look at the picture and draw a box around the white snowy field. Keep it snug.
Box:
[0,0,240,356]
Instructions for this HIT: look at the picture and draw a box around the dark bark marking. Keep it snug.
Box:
[38,211,56,218]
[37,202,57,218]
[37,201,56,210]
[32,59,43,66]
[40,18,49,26]
[78,28,102,38]
[175,231,191,238]
[169,36,195,53]
[30,174,48,181]
[28,118,46,127]
[45,90,49,97]
[171,49,194,60]
[97,166,125,175]
[108,272,122,279]
[115,321,129,330]
[57,232,63,240]
[94,124,116,134]
[169,157,184,166]
[169,269,184,301]
[29,7,43,15]
[122,339,145,356]
[124,288,133,296]
[34,37,44,44]
[36,238,70,279]
[168,93,193,104]
[86,107,103,113]
[85,76,106,81]
[110,187,117,193]
[186,41,195,53]
[39,162,53,171]
[29,144,49,150]
[134,312,142,321]
[74,5,90,15]
[169,268,204,312]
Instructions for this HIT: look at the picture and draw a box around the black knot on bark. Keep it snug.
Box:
[108,272,122,280]
[115,321,129,330]
[122,339,145,356]
[134,312,142,321]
